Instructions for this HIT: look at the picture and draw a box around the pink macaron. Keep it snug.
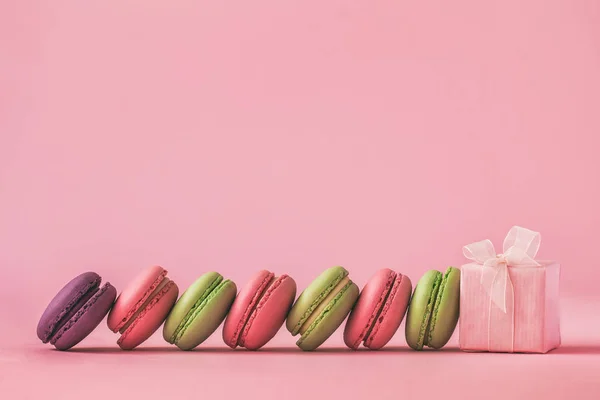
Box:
[107,265,179,350]
[223,270,296,350]
[344,268,412,350]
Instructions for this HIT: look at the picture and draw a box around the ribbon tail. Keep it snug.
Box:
[487,263,516,352]
[508,274,515,352]
[490,263,509,313]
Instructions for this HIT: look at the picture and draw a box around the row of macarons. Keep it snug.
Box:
[37,265,461,351]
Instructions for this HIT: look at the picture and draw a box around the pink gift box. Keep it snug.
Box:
[459,261,560,353]
[458,226,560,353]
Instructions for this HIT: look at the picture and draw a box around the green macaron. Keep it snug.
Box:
[163,272,237,350]
[405,267,460,350]
[286,266,359,351]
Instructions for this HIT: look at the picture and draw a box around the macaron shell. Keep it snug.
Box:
[108,265,167,332]
[174,280,237,350]
[117,281,178,350]
[405,270,442,350]
[286,266,348,335]
[222,270,274,348]
[298,281,359,351]
[365,274,412,350]
[239,275,297,350]
[37,272,101,343]
[427,267,460,349]
[52,283,117,350]
[343,268,396,349]
[163,272,223,342]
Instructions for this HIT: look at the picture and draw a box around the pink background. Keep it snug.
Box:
[2,1,600,399]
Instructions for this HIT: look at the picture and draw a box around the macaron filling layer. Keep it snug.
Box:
[227,272,274,347]
[237,276,286,347]
[299,276,350,335]
[364,273,402,347]
[41,276,101,343]
[357,272,396,347]
[118,280,176,345]
[298,280,353,346]
[167,275,223,343]
[417,272,442,349]
[291,270,347,336]
[119,277,172,333]
[113,269,168,333]
[50,283,112,345]
[426,268,453,346]
[170,278,233,344]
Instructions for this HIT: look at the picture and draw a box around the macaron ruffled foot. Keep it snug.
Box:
[223,270,296,350]
[344,268,412,350]
[405,267,460,350]
[163,272,237,350]
[37,272,117,350]
[286,266,359,351]
[107,266,178,350]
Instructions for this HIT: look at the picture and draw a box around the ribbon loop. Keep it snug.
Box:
[462,226,542,314]
[503,226,541,264]
[463,239,496,264]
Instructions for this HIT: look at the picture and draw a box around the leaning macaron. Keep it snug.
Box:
[163,272,237,350]
[223,270,296,350]
[286,266,359,351]
[37,272,117,350]
[405,267,460,350]
[344,268,412,350]
[107,266,178,350]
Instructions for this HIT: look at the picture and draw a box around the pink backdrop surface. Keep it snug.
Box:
[2,1,600,399]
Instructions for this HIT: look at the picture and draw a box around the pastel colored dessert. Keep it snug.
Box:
[37,272,117,350]
[223,270,296,350]
[163,272,237,350]
[107,266,178,350]
[286,266,359,351]
[344,268,412,350]
[405,267,460,350]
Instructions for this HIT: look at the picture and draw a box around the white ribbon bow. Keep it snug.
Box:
[463,226,541,312]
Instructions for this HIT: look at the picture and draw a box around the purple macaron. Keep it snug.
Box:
[37,272,117,350]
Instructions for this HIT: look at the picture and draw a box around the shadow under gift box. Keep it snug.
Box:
[459,261,560,353]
